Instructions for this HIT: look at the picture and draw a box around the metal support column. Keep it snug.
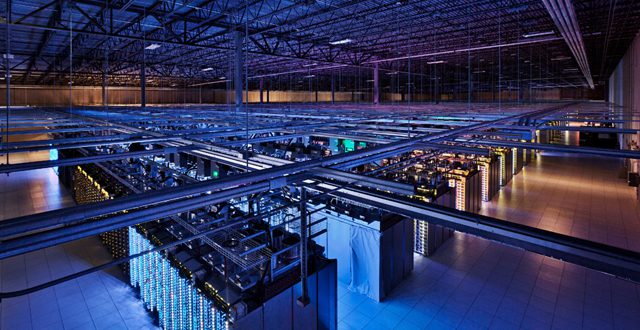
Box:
[297,187,310,306]
[331,74,335,104]
[407,59,411,103]
[373,63,379,104]
[435,64,439,104]
[259,78,264,104]
[234,31,244,111]
[4,0,11,166]
[140,55,146,108]
[102,65,108,109]
[266,80,270,103]
[102,71,107,107]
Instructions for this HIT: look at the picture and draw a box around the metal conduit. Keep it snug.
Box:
[457,138,640,159]
[313,183,640,282]
[542,0,594,88]
[0,146,191,174]
[0,180,273,259]
[0,104,568,247]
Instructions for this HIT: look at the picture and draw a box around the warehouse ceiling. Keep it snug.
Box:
[1,0,639,90]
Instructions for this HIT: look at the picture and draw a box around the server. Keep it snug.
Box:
[411,169,456,256]
[436,156,482,213]
[494,147,514,186]
[476,155,500,202]
[60,145,338,330]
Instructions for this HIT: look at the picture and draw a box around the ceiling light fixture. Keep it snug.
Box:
[201,67,214,72]
[189,79,229,87]
[522,31,554,38]
[427,60,445,64]
[329,38,352,45]
[145,43,161,50]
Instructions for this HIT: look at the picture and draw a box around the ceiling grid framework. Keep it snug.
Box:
[0,0,637,91]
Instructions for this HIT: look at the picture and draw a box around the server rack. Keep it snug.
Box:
[495,148,513,186]
[413,191,455,256]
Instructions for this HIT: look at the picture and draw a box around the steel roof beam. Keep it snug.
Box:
[312,183,640,282]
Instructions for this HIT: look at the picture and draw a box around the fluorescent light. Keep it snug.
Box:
[455,38,560,53]
[427,60,445,64]
[386,71,398,75]
[219,76,226,79]
[472,70,485,74]
[145,43,161,50]
[329,38,352,45]
[189,79,229,87]
[303,75,315,78]
[366,37,561,64]
[249,64,347,79]
[302,63,317,67]
[523,31,554,38]
[201,67,214,72]
[551,56,572,61]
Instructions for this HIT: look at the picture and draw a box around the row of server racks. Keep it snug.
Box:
[57,148,338,330]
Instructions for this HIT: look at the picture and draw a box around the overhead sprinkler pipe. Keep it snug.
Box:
[541,0,594,88]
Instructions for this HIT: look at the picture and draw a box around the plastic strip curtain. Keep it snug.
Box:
[129,227,228,330]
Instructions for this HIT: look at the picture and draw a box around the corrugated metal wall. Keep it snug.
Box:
[0,86,367,106]
[0,84,577,106]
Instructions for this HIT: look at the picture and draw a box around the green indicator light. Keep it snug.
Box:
[343,139,355,152]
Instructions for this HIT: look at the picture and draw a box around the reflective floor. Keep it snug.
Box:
[0,168,157,330]
[337,151,640,330]
[0,168,74,220]
[338,233,640,330]
[480,152,640,252]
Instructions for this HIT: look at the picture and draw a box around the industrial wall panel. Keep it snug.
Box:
[293,272,319,330]
[234,307,264,330]
[317,261,338,330]
[380,226,392,296]
[403,220,415,277]
[391,223,404,287]
[263,287,293,330]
